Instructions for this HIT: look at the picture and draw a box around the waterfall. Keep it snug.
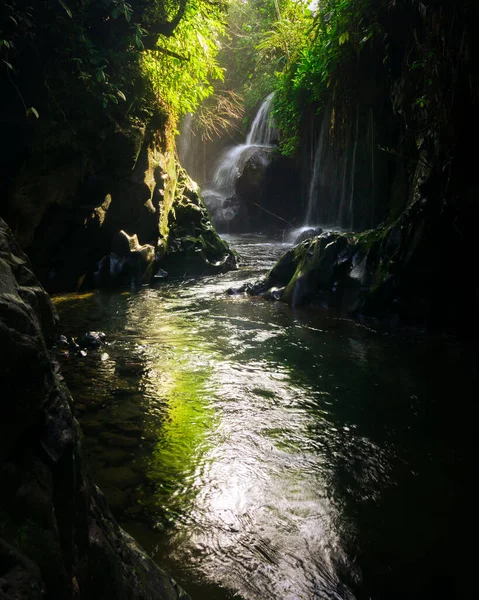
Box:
[348,110,359,230]
[303,106,379,233]
[177,113,198,181]
[203,93,277,226]
[304,112,328,225]
[246,93,277,146]
[177,113,193,167]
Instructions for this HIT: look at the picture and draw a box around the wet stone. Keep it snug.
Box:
[116,361,145,377]
[77,331,106,349]
[56,335,69,349]
[111,422,143,437]
[107,404,144,422]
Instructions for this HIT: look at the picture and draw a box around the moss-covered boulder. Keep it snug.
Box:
[249,231,362,310]
[159,169,237,277]
[242,219,405,315]
[244,193,472,331]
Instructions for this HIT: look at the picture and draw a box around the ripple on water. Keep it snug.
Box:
[55,234,468,600]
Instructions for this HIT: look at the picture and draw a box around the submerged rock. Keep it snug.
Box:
[99,432,141,448]
[0,218,190,599]
[96,466,142,490]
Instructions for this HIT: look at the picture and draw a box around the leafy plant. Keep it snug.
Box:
[143,1,226,125]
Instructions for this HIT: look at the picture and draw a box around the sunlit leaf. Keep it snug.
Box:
[26,106,39,119]
[57,0,72,19]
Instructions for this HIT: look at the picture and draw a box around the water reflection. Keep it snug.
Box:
[174,358,358,600]
[55,234,470,600]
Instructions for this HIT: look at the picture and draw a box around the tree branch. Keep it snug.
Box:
[141,0,188,51]
[155,47,188,62]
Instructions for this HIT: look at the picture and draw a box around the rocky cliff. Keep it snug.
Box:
[0,217,190,599]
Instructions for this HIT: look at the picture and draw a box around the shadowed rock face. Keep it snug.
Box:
[0,218,190,600]
[237,194,478,334]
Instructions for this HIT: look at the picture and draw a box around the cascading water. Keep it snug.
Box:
[348,110,359,230]
[304,110,329,226]
[203,93,277,226]
[302,106,379,234]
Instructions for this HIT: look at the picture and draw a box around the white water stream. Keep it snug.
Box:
[203,93,277,225]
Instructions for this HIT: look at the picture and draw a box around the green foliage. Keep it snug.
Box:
[217,0,293,120]
[255,3,311,70]
[272,0,382,154]
[143,1,226,124]
[0,0,227,133]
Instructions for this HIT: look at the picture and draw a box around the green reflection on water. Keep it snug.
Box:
[124,305,219,521]
[54,290,218,523]
[144,363,216,514]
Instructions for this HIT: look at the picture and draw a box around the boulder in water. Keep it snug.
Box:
[77,331,106,348]
[292,227,323,244]
[244,231,361,309]
[94,230,157,289]
[160,170,237,277]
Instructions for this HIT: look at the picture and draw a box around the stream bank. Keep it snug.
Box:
[0,218,189,599]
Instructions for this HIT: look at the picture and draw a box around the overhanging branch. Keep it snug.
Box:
[142,0,188,51]
[155,47,188,62]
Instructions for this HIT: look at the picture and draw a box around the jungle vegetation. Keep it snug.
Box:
[1,1,478,157]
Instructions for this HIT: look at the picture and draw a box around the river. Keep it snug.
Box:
[54,234,471,600]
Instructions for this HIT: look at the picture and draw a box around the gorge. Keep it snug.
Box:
[1,1,477,599]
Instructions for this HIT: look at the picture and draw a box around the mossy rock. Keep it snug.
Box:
[161,170,237,277]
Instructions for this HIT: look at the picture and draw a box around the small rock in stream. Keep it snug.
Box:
[57,335,69,349]
[69,338,80,352]
[77,331,106,348]
[153,267,168,279]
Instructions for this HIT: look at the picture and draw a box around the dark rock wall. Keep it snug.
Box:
[2,122,234,293]
[23,132,167,293]
[233,151,301,232]
[248,192,478,335]
[0,218,189,599]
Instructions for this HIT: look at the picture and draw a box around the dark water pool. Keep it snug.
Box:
[54,234,474,600]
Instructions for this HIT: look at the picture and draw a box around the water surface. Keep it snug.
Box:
[55,234,471,600]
